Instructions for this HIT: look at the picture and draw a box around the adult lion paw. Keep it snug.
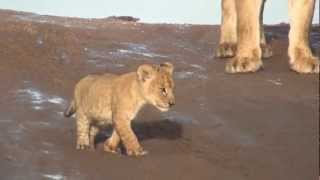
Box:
[226,56,263,73]
[215,43,237,58]
[290,56,319,74]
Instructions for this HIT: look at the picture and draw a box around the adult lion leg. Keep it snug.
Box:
[288,0,319,73]
[215,0,237,58]
[103,129,120,153]
[260,0,273,58]
[226,0,263,73]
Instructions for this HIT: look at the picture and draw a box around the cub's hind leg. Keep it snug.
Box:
[76,111,90,150]
[216,0,237,58]
[103,130,120,154]
[288,0,319,73]
[89,125,99,150]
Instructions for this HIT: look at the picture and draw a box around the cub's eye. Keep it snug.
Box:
[160,87,167,96]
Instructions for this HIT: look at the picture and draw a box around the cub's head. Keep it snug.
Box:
[137,62,175,112]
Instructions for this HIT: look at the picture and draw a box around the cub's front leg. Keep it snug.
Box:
[113,113,147,156]
[103,130,120,154]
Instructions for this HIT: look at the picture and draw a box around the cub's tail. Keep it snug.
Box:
[64,100,76,117]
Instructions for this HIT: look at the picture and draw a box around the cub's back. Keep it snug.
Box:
[74,73,118,109]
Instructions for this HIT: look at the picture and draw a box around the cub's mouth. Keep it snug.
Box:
[155,103,170,112]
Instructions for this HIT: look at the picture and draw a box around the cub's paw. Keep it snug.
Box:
[126,147,148,157]
[290,56,319,74]
[226,56,263,73]
[103,141,119,154]
[76,143,91,150]
[215,43,237,58]
[89,143,96,151]
[261,44,273,59]
[76,138,90,150]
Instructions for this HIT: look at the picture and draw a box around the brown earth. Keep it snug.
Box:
[0,9,319,180]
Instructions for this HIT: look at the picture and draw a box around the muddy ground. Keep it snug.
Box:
[0,9,319,180]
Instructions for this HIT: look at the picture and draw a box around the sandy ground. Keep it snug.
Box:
[0,9,319,180]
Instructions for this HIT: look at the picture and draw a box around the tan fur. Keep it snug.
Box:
[216,0,272,59]
[217,0,319,73]
[64,62,175,156]
[215,0,237,58]
[288,0,319,73]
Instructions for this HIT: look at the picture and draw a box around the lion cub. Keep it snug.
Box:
[64,62,175,156]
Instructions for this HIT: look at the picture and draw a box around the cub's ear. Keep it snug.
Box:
[137,64,155,82]
[160,62,174,75]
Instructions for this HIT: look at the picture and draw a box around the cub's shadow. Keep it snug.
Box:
[95,119,183,145]
[133,119,183,141]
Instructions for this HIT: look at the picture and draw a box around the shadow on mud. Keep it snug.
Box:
[95,119,183,146]
[133,119,183,141]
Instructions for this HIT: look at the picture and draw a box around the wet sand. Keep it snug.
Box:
[0,9,319,180]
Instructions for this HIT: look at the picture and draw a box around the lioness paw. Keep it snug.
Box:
[290,56,319,74]
[215,43,237,58]
[76,143,91,150]
[226,56,263,73]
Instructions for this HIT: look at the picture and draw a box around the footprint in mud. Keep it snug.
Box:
[116,42,168,58]
[42,174,65,180]
[84,43,168,68]
[162,111,198,124]
[86,42,167,59]
[266,79,282,86]
[15,14,97,29]
[175,71,194,79]
[15,84,66,111]
[189,64,206,71]
[174,63,208,80]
